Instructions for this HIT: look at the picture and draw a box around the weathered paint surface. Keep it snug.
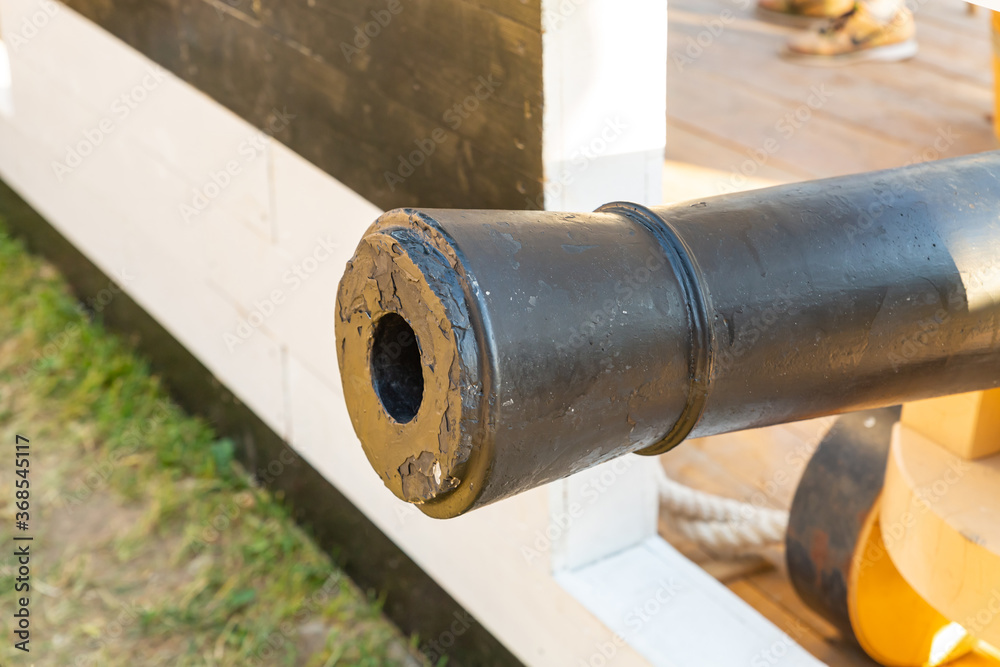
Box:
[61,0,544,210]
[338,154,1000,517]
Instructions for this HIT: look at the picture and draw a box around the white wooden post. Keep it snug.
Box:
[542,0,668,571]
[540,4,824,665]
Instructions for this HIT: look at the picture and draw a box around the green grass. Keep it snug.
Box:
[0,218,432,666]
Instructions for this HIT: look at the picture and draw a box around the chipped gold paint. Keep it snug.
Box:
[335,209,495,518]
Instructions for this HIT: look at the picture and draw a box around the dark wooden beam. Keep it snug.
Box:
[60,0,544,210]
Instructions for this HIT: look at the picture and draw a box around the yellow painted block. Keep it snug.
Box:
[849,510,975,666]
[994,12,1000,143]
[882,424,1000,648]
[902,389,1000,460]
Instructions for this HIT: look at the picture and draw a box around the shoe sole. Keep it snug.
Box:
[781,39,918,66]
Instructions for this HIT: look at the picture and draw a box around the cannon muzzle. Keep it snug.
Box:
[336,152,1000,518]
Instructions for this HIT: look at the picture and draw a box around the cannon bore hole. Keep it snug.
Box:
[370,313,424,423]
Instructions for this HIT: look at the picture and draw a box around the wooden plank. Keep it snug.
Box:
[664,122,807,201]
[727,580,880,667]
[668,67,916,179]
[231,0,545,119]
[60,0,545,210]
[661,419,833,513]
[558,538,825,667]
[668,4,995,158]
[662,438,764,499]
[902,389,1000,459]
[914,0,991,38]
[745,569,845,641]
[910,15,993,87]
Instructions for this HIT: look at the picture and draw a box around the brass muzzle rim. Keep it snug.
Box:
[335,209,495,518]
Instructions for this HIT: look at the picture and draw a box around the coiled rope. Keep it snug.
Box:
[655,419,835,555]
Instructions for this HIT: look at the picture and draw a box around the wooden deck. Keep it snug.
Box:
[658,0,998,664]
[663,0,997,202]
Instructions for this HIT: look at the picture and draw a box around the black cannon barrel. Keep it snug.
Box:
[336,152,1000,518]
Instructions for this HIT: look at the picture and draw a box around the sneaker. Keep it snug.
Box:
[757,0,856,25]
[783,4,918,65]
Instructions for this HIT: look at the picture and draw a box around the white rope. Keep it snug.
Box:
[673,515,785,551]
[654,463,789,554]
[654,417,838,555]
[655,465,789,524]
